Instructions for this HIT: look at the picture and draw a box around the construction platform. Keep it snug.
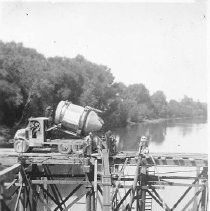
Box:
[0,148,208,211]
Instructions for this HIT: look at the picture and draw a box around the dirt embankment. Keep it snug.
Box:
[0,126,15,147]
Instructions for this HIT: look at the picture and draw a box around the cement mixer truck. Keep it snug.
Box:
[13,101,104,154]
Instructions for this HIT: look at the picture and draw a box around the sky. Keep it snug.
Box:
[0,1,207,102]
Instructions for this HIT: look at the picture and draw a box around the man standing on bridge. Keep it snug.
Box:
[137,136,150,156]
[136,135,151,180]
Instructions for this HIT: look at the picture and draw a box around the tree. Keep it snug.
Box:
[168,100,181,117]
[124,84,151,104]
[151,91,168,117]
[0,40,207,131]
[0,41,51,125]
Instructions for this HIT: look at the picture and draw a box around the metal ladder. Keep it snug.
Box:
[144,191,153,211]
[144,169,155,211]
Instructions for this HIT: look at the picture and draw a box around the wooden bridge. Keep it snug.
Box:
[0,148,208,211]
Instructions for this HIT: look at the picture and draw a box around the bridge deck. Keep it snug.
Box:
[111,151,208,167]
[0,148,207,167]
[0,148,208,211]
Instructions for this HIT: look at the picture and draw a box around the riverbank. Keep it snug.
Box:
[0,126,15,144]
[127,118,170,125]
[127,116,207,125]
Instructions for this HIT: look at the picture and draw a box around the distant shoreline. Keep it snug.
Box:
[127,116,207,125]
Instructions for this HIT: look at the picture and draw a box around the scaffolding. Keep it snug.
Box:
[0,149,208,211]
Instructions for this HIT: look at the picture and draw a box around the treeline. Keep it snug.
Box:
[0,41,207,130]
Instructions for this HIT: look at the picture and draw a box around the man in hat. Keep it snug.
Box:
[137,136,150,187]
[136,136,150,156]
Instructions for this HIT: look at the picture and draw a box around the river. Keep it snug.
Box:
[113,118,207,154]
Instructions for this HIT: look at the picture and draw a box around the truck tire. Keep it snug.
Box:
[14,139,29,153]
[58,144,72,154]
[72,144,84,155]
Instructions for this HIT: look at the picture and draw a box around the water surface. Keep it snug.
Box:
[113,118,207,154]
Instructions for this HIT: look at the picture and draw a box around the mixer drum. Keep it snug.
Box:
[55,101,104,135]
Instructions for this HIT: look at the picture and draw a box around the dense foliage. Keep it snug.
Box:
[0,41,207,130]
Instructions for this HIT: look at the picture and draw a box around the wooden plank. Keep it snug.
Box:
[114,151,208,159]
[110,155,208,167]
[23,157,90,165]
[0,149,207,159]
[148,181,205,187]
[0,149,208,167]
[0,157,19,166]
[107,158,207,167]
[31,180,90,185]
[0,164,21,182]
[0,149,207,160]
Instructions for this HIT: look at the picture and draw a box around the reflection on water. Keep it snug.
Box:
[113,118,207,153]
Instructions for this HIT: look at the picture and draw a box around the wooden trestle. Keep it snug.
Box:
[0,149,208,211]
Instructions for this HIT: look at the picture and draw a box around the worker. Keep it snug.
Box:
[97,130,111,151]
[137,136,151,189]
[104,130,117,155]
[136,136,150,156]
[45,105,54,127]
[31,121,40,138]
[84,132,93,156]
[95,130,117,155]
[105,130,112,150]
[84,132,98,155]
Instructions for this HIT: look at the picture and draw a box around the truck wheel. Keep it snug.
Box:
[72,145,84,155]
[58,144,72,154]
[14,139,29,153]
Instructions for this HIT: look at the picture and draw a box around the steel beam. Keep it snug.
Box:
[20,166,52,211]
[38,184,62,210]
[112,158,128,205]
[171,169,206,210]
[101,149,111,211]
[201,186,207,211]
[63,190,87,211]
[42,165,64,210]
[201,167,208,211]
[146,190,165,209]
[181,187,203,211]
[127,155,142,211]
[139,174,147,211]
[151,188,170,211]
[149,181,205,188]
[30,164,37,211]
[17,172,24,211]
[93,159,98,210]
[54,184,83,211]
[114,189,131,211]
[86,189,91,211]
[192,167,200,210]
[0,164,21,183]
[31,179,90,185]
[91,188,96,211]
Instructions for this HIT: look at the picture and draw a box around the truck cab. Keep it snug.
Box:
[27,117,49,146]
[14,117,50,152]
[13,101,104,154]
